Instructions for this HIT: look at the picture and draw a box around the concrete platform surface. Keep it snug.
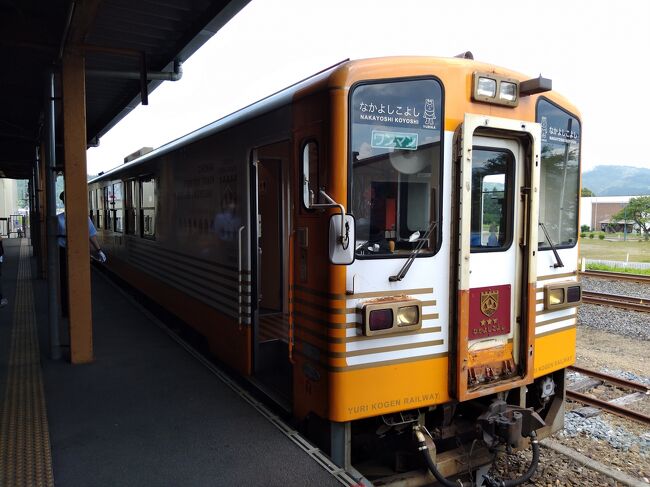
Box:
[0,239,342,487]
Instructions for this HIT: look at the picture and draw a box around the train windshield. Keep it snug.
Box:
[350,78,443,257]
[537,99,580,248]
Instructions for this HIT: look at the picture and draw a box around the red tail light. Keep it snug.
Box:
[567,286,581,303]
[369,309,393,331]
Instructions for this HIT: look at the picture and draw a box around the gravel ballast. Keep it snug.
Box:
[578,304,650,340]
[562,278,650,484]
[578,275,650,340]
[581,275,650,300]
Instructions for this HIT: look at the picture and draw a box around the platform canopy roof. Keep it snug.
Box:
[0,0,250,180]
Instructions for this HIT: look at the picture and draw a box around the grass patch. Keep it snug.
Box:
[579,238,650,263]
[603,232,646,240]
[585,263,650,276]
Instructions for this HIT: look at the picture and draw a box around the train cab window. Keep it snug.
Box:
[470,148,514,251]
[140,176,156,238]
[536,99,580,249]
[350,78,443,257]
[112,182,123,233]
[125,179,138,235]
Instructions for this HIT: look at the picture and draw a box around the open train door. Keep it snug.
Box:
[250,141,293,410]
[452,114,541,401]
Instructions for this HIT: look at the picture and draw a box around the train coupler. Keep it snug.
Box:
[477,399,545,450]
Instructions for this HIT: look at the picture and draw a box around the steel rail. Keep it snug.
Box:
[567,365,650,425]
[568,365,650,394]
[566,390,650,425]
[582,291,650,313]
[580,269,650,284]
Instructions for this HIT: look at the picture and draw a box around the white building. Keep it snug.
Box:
[580,195,648,232]
[0,178,20,236]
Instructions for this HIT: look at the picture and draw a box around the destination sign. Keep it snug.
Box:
[370,130,418,151]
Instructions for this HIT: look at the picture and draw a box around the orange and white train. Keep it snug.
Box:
[89,55,582,485]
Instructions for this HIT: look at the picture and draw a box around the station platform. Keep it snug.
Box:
[0,239,349,486]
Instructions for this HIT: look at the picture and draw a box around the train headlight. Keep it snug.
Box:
[548,288,565,306]
[473,72,520,107]
[476,77,497,98]
[544,282,582,310]
[499,81,517,102]
[361,298,422,336]
[397,305,419,327]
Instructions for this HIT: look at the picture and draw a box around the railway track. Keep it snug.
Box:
[567,365,650,425]
[582,290,650,313]
[581,269,650,284]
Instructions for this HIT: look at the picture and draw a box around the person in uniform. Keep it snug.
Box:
[57,191,106,316]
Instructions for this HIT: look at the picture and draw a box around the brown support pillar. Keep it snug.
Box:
[62,50,94,364]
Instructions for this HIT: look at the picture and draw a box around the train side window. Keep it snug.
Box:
[103,186,109,230]
[103,186,112,230]
[112,182,123,233]
[88,190,96,224]
[125,179,138,235]
[97,188,105,229]
[302,141,319,208]
[470,148,514,251]
[140,176,156,238]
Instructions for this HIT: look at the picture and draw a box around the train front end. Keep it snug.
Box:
[297,57,582,483]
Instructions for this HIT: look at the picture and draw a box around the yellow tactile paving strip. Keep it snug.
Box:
[0,241,54,487]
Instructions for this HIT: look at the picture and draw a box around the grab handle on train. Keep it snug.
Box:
[237,225,245,329]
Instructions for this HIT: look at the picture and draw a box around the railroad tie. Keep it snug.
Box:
[0,241,55,487]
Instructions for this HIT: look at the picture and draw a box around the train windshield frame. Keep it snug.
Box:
[536,98,581,249]
[348,77,444,259]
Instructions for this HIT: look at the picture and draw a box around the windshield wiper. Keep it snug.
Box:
[539,222,564,268]
[389,220,438,282]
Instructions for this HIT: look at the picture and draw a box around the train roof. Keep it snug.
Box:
[89,58,349,183]
[326,56,580,117]
[90,56,579,183]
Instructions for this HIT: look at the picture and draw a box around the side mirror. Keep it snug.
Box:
[329,214,355,265]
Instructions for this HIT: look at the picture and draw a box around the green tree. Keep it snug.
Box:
[16,180,29,208]
[581,187,595,197]
[612,196,650,240]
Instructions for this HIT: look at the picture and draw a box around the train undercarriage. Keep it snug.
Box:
[310,370,566,486]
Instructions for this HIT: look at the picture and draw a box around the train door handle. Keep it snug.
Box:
[520,188,530,248]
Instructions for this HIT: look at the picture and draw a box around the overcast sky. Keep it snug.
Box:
[87,0,650,175]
